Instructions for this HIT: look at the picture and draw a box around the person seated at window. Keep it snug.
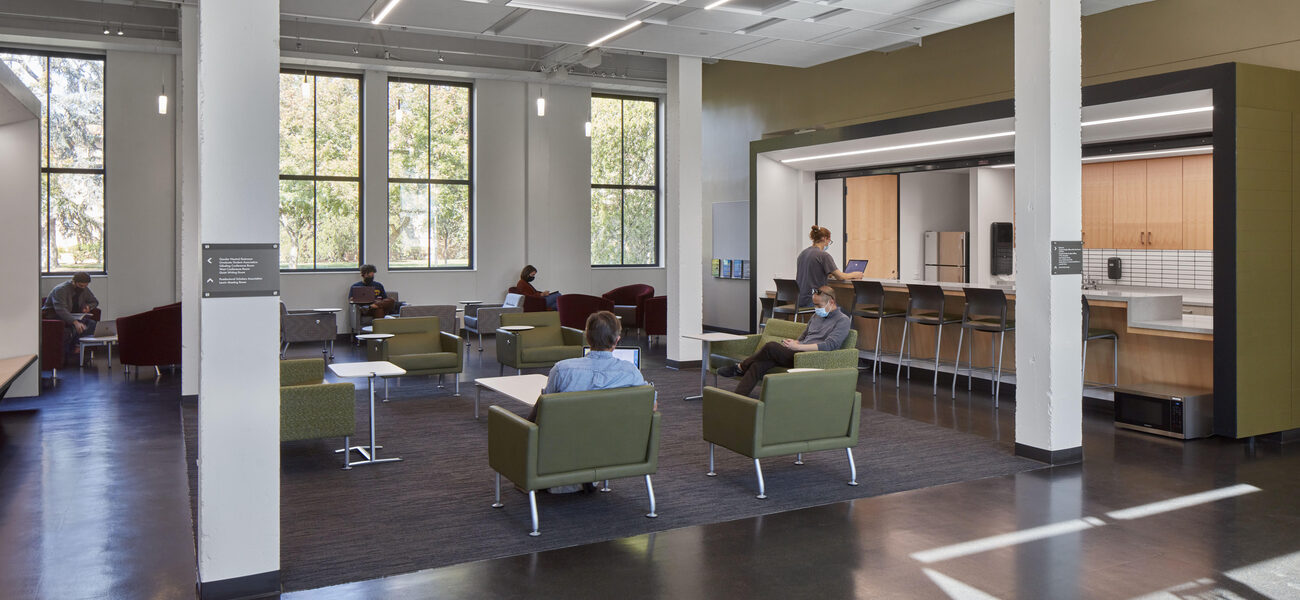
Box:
[42,272,100,361]
[515,264,561,310]
[717,285,850,397]
[352,264,396,318]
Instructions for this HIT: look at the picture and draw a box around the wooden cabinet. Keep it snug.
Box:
[845,174,898,279]
[1093,155,1211,250]
[1111,160,1147,248]
[1081,163,1113,248]
[1182,154,1214,250]
[1145,157,1184,249]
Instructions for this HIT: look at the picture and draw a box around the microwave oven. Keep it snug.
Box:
[1114,384,1214,439]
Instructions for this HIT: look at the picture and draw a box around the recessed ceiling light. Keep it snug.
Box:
[705,0,735,9]
[371,0,402,25]
[1081,145,1213,163]
[1081,106,1212,127]
[588,20,642,47]
[781,131,1015,164]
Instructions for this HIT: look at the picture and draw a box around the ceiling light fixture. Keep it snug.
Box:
[705,0,735,9]
[372,0,403,25]
[437,51,445,63]
[301,72,311,100]
[781,131,1015,164]
[103,24,111,35]
[352,46,360,55]
[1082,145,1214,163]
[116,25,124,36]
[536,87,546,117]
[588,20,641,47]
[1081,106,1213,127]
[158,82,168,115]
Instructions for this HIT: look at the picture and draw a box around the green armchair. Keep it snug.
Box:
[488,385,661,536]
[368,316,464,396]
[280,358,356,469]
[708,318,860,380]
[702,368,861,498]
[495,312,584,376]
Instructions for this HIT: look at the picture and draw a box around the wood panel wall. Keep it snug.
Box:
[845,174,899,279]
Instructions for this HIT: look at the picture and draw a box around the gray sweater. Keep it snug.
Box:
[797,309,852,351]
[43,280,99,325]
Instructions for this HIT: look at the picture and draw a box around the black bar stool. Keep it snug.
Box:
[850,280,904,383]
[773,278,814,323]
[953,287,1014,406]
[1082,296,1118,387]
[897,284,963,395]
[758,296,775,331]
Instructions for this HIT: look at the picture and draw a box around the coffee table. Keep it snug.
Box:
[681,332,747,401]
[328,360,406,466]
[79,334,118,367]
[473,373,548,420]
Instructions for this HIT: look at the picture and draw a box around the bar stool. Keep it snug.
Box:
[773,278,815,323]
[758,296,775,331]
[1082,296,1118,387]
[897,284,963,395]
[952,287,1015,406]
[850,280,905,383]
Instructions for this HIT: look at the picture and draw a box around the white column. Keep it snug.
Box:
[178,5,200,396]
[1013,0,1083,463]
[195,0,281,594]
[0,70,40,397]
[666,56,703,365]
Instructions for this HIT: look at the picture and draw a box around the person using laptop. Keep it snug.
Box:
[42,272,99,361]
[796,226,864,309]
[350,264,396,318]
[717,285,850,397]
[515,264,561,310]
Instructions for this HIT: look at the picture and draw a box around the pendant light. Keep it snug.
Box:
[584,102,591,137]
[157,82,168,115]
[536,86,546,117]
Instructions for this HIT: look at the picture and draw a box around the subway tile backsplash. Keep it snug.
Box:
[1082,249,1213,290]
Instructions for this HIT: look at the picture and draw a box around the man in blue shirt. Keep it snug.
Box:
[718,285,851,396]
[350,264,396,318]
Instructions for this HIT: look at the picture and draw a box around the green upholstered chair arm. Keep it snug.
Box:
[488,406,537,487]
[708,334,761,361]
[280,382,355,442]
[496,329,523,368]
[440,331,464,366]
[560,326,585,346]
[792,347,860,370]
[280,358,325,387]
[702,386,762,457]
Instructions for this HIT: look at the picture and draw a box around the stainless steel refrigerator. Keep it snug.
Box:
[924,231,968,283]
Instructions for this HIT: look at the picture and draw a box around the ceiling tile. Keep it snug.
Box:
[829,0,945,14]
[714,0,800,15]
[719,38,865,67]
[375,0,518,34]
[610,23,758,56]
[872,16,959,36]
[504,0,673,20]
[910,0,1010,24]
[760,2,831,20]
[746,19,845,41]
[816,7,897,28]
[667,8,769,32]
[821,27,917,50]
[281,0,369,20]
[497,10,631,45]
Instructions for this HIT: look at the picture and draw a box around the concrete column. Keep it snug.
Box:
[666,56,703,365]
[178,5,200,397]
[1013,0,1083,463]
[0,68,40,397]
[195,0,281,596]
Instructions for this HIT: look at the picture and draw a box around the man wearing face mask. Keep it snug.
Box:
[716,285,851,397]
[351,264,396,318]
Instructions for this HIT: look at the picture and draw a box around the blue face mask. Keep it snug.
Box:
[815,306,830,318]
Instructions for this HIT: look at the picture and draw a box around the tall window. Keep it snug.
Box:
[387,79,472,269]
[590,94,659,266]
[1,50,106,274]
[278,70,362,270]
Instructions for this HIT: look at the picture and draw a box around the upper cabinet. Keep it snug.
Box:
[1081,155,1212,250]
[1182,154,1214,250]
[1082,163,1114,248]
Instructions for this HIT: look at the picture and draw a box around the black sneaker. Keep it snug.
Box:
[717,364,743,378]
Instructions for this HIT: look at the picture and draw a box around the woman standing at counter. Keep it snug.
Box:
[796,226,863,308]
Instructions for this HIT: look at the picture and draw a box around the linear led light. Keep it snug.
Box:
[372,0,402,24]
[1081,106,1212,128]
[588,20,641,47]
[780,131,1014,164]
[705,0,735,9]
[990,145,1213,169]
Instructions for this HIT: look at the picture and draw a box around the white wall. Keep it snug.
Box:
[0,112,39,397]
[816,178,845,267]
[39,50,177,322]
[755,155,803,318]
[898,170,971,280]
[969,167,1016,285]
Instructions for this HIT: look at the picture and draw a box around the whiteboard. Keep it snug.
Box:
[712,201,749,259]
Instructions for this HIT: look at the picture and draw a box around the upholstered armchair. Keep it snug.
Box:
[643,295,666,347]
[495,311,584,375]
[39,298,102,378]
[118,302,182,376]
[707,318,859,381]
[280,303,337,360]
[349,290,399,338]
[398,304,458,335]
[702,368,861,498]
[506,287,550,312]
[280,358,356,469]
[602,284,654,330]
[368,316,464,396]
[463,294,524,351]
[488,385,661,535]
[556,293,615,330]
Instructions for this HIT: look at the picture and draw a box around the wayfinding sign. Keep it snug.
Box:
[1051,241,1083,275]
[202,243,280,298]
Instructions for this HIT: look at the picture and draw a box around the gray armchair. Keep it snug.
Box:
[398,304,457,336]
[280,302,337,360]
[349,290,399,339]
[463,293,523,351]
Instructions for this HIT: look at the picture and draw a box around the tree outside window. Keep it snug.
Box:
[590,94,658,266]
[1,50,105,274]
[387,79,472,269]
[278,71,362,270]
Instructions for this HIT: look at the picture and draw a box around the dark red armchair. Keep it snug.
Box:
[643,296,666,346]
[507,287,550,312]
[39,298,101,376]
[556,294,614,330]
[118,302,182,373]
[602,284,654,329]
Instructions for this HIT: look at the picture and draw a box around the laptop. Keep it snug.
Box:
[844,259,869,274]
[349,285,377,304]
[583,346,641,369]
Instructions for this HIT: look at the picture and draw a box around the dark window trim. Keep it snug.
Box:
[590,93,661,268]
[277,68,365,272]
[385,77,475,271]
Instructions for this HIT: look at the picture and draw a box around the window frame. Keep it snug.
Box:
[385,76,475,271]
[2,47,109,275]
[590,92,661,268]
[277,68,365,272]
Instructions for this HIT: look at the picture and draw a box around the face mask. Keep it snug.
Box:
[526,275,536,283]
[362,276,374,284]
[815,306,830,318]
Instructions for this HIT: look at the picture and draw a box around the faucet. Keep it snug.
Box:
[1083,277,1100,290]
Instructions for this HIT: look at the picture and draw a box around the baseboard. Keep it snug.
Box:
[198,570,281,600]
[665,359,701,370]
[1014,444,1083,465]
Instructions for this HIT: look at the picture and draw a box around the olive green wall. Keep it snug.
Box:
[1234,65,1300,437]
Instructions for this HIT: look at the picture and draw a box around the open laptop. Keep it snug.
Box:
[583,346,641,369]
[348,285,377,304]
[845,259,869,274]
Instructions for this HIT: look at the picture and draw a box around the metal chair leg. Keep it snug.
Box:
[342,436,351,470]
[1082,338,1089,384]
[754,458,767,499]
[896,320,910,387]
[707,443,716,476]
[952,326,965,396]
[454,374,460,396]
[600,480,611,492]
[932,322,943,395]
[492,473,503,508]
[995,330,1006,406]
[478,331,484,352]
[873,317,883,383]
[846,447,859,486]
[528,490,540,536]
[644,474,658,518]
[499,364,504,376]
[1112,337,1119,387]
[968,329,974,391]
[384,377,389,401]
[794,452,803,465]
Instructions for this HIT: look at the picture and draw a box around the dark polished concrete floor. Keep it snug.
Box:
[4,337,1299,599]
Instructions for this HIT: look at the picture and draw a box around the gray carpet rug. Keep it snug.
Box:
[183,362,1042,592]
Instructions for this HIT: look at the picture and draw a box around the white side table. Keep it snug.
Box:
[328,360,405,466]
[472,373,548,420]
[79,335,118,367]
[682,332,747,401]
[356,333,396,400]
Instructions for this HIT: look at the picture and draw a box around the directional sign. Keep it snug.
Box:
[202,243,280,298]
[1051,241,1083,275]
